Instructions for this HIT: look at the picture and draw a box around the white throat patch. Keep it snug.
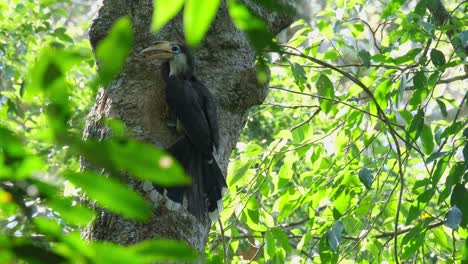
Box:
[169,54,189,77]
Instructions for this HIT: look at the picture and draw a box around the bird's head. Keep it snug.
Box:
[140,41,193,79]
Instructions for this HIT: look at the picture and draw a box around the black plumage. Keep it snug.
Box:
[141,41,227,220]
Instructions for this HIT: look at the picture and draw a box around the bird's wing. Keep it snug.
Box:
[192,79,220,150]
[165,77,213,156]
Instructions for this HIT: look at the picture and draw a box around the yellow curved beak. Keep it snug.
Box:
[140,41,174,60]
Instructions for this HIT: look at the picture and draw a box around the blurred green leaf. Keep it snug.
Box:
[436,99,448,117]
[290,62,307,91]
[451,184,468,227]
[227,0,275,51]
[265,231,275,261]
[439,162,464,203]
[96,17,134,86]
[152,0,184,32]
[64,171,151,221]
[374,78,391,110]
[327,221,343,252]
[108,140,190,186]
[432,154,451,185]
[130,239,198,262]
[271,228,292,253]
[358,49,371,68]
[407,109,424,142]
[228,160,253,186]
[316,74,334,113]
[12,244,66,264]
[382,0,405,18]
[420,124,434,155]
[464,142,468,169]
[393,48,422,64]
[444,206,462,230]
[47,197,95,226]
[401,220,429,260]
[358,167,373,189]
[65,137,190,187]
[426,151,450,164]
[430,49,446,67]
[184,0,221,47]
[408,71,427,109]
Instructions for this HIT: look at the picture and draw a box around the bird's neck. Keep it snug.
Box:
[168,54,193,80]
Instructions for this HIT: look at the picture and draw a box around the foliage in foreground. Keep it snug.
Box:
[0,0,467,263]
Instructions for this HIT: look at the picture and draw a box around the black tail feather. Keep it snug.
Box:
[164,136,226,219]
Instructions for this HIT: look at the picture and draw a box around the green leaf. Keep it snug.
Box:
[64,171,151,221]
[33,217,63,238]
[414,0,427,16]
[271,228,292,253]
[327,221,344,252]
[358,49,371,68]
[420,124,434,155]
[316,74,335,113]
[436,99,448,117]
[439,162,464,203]
[66,137,190,187]
[107,140,190,186]
[227,0,274,51]
[464,142,468,169]
[382,0,405,18]
[393,48,422,64]
[432,154,451,185]
[89,242,141,263]
[463,236,468,262]
[47,197,95,226]
[130,239,198,262]
[444,206,462,231]
[374,78,391,110]
[430,49,446,67]
[152,0,184,32]
[406,188,435,225]
[408,72,428,109]
[439,121,464,141]
[184,0,221,47]
[459,31,468,49]
[290,63,307,91]
[451,184,468,227]
[265,231,275,261]
[228,160,253,186]
[426,151,450,164]
[319,235,338,263]
[96,17,134,86]
[243,208,267,231]
[407,109,424,142]
[273,190,301,222]
[396,74,407,108]
[401,220,429,259]
[26,47,86,102]
[358,167,373,189]
[12,244,66,264]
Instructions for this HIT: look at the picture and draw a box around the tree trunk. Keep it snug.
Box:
[81,0,294,259]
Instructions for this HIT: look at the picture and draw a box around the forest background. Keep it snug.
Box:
[0,0,467,263]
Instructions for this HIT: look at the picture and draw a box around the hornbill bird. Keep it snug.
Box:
[140,41,227,220]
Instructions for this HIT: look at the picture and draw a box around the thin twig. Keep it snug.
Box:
[291,108,321,131]
[218,219,227,264]
[439,74,468,83]
[374,221,444,239]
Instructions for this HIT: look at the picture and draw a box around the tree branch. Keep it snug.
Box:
[439,74,468,84]
[374,221,444,239]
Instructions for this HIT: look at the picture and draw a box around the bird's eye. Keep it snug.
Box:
[171,45,181,54]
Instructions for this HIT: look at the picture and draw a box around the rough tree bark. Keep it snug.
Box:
[81,0,294,259]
